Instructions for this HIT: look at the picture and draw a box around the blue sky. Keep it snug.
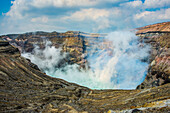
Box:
[0,0,169,35]
[0,0,13,22]
[0,0,13,14]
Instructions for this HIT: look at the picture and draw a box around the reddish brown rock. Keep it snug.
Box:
[136,21,170,34]
[136,22,170,89]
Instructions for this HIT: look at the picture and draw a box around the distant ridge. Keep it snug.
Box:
[136,22,170,34]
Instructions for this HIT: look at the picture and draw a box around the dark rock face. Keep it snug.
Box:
[0,22,170,112]
[1,26,169,90]
[0,41,20,56]
[136,22,170,89]
[0,40,90,112]
[0,31,107,69]
[0,40,169,112]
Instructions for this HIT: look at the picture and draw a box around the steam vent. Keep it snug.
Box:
[0,22,170,112]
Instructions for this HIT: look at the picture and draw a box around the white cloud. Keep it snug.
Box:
[144,0,170,8]
[120,0,142,8]
[31,0,97,8]
[0,17,66,35]
[6,0,29,19]
[63,8,110,21]
[134,11,153,20]
[6,0,124,19]
[31,0,124,8]
[93,18,110,32]
[134,8,170,21]
[62,8,123,31]
[31,16,49,23]
[121,0,170,9]
[0,0,169,35]
[62,8,112,31]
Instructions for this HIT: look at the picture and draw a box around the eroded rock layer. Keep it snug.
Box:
[136,22,170,34]
[137,22,170,89]
[0,22,170,112]
[0,40,169,112]
[0,31,107,68]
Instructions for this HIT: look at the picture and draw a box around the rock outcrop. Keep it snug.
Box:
[0,38,170,112]
[0,22,170,112]
[136,22,170,34]
[1,24,169,90]
[0,31,107,69]
[136,22,170,89]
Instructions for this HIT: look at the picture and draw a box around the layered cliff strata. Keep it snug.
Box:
[136,22,170,89]
[0,31,107,69]
[1,22,170,90]
[0,39,170,112]
[136,22,170,34]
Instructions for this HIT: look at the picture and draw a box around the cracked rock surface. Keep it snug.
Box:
[0,41,169,112]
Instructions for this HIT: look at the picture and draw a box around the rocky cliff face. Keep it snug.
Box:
[0,40,169,112]
[0,31,107,68]
[136,22,170,34]
[1,23,170,88]
[1,22,170,90]
[136,22,170,89]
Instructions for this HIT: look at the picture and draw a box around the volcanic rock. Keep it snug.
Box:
[136,22,170,89]
[0,22,170,112]
[136,22,170,34]
[0,39,169,112]
[0,31,107,69]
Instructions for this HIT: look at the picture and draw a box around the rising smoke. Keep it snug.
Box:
[22,31,150,89]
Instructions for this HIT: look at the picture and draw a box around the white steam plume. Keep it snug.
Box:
[22,40,67,75]
[22,31,150,89]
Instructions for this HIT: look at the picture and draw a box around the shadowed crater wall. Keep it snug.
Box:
[0,22,170,112]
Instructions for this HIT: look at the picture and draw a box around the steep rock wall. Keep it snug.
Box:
[136,22,170,89]
[0,39,169,112]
